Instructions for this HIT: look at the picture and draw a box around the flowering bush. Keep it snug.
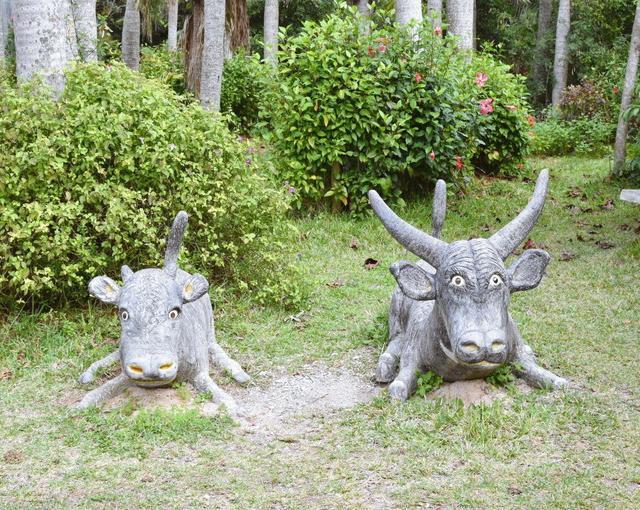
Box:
[470,51,532,175]
[560,80,610,121]
[266,6,530,211]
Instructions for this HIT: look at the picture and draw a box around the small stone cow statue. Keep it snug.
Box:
[76,211,249,412]
[370,169,568,401]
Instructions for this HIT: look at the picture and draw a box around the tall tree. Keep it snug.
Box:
[0,0,9,63]
[226,0,249,56]
[613,0,640,174]
[395,0,422,25]
[200,0,225,110]
[551,0,570,108]
[447,0,474,50]
[122,0,140,70]
[12,0,76,97]
[264,0,278,66]
[533,0,553,105]
[71,0,98,61]
[167,0,178,51]
[357,0,370,17]
[426,0,442,26]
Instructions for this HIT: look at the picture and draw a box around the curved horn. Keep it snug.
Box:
[368,190,448,268]
[431,179,446,239]
[164,211,189,278]
[489,169,549,259]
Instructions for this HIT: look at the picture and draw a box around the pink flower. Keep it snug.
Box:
[613,86,620,94]
[455,156,463,170]
[527,114,536,127]
[434,26,443,36]
[415,73,423,83]
[429,151,436,161]
[378,44,387,53]
[475,72,488,87]
[506,105,518,111]
[479,98,494,115]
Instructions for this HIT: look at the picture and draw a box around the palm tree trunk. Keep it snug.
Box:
[200,0,225,111]
[426,0,442,26]
[395,0,422,25]
[122,0,140,70]
[264,0,278,66]
[613,1,640,174]
[447,0,474,50]
[0,0,9,63]
[13,0,74,97]
[551,0,571,108]
[225,0,249,56]
[184,0,204,95]
[70,0,97,62]
[533,0,553,105]
[167,0,179,51]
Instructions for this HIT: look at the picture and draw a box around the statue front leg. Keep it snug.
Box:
[75,373,131,409]
[78,349,120,384]
[193,372,240,414]
[514,343,568,389]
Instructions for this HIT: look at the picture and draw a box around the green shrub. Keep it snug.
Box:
[0,63,305,308]
[266,5,531,212]
[471,49,532,174]
[221,51,270,133]
[531,113,615,157]
[140,46,187,95]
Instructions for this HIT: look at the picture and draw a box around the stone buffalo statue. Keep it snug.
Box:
[76,211,249,412]
[370,169,568,401]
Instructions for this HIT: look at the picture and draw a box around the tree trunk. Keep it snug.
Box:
[200,0,225,111]
[0,0,9,63]
[551,0,570,108]
[70,0,97,62]
[357,0,370,17]
[613,0,640,174]
[264,0,278,66]
[426,0,442,26]
[13,0,75,97]
[395,0,422,25]
[122,0,140,70]
[447,0,474,51]
[184,0,204,95]
[533,0,553,105]
[167,0,179,51]
[226,0,249,56]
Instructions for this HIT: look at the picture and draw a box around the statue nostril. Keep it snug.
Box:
[461,342,480,353]
[491,341,506,353]
[159,363,174,371]
[128,364,143,374]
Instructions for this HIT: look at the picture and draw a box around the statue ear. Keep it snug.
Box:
[390,261,436,301]
[121,265,134,282]
[507,249,550,292]
[182,274,209,303]
[88,276,122,305]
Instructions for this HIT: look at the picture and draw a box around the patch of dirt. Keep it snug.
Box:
[105,386,192,412]
[233,362,380,438]
[427,380,505,407]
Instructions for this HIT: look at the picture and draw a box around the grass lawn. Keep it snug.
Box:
[1,157,639,509]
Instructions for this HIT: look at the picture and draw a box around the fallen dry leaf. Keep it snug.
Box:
[3,450,24,464]
[620,224,630,231]
[349,238,359,250]
[601,199,615,211]
[326,279,345,288]
[560,251,576,261]
[0,368,12,381]
[523,239,537,249]
[364,258,380,270]
[595,240,615,250]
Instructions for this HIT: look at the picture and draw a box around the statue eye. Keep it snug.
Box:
[450,275,465,287]
[120,310,129,321]
[489,274,503,287]
[169,308,180,320]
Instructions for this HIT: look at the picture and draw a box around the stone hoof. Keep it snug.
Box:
[232,370,251,385]
[78,372,94,385]
[388,380,409,401]
[375,353,398,383]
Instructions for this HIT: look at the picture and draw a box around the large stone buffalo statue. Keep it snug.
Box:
[370,169,568,401]
[76,212,249,412]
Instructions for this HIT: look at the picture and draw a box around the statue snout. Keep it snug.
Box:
[125,356,178,385]
[455,329,507,364]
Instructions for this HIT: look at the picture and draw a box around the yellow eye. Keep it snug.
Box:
[169,308,180,320]
[451,275,465,287]
[120,310,129,321]
[489,274,503,287]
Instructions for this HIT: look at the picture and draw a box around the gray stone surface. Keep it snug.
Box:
[620,189,640,204]
[370,170,568,401]
[76,212,249,413]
